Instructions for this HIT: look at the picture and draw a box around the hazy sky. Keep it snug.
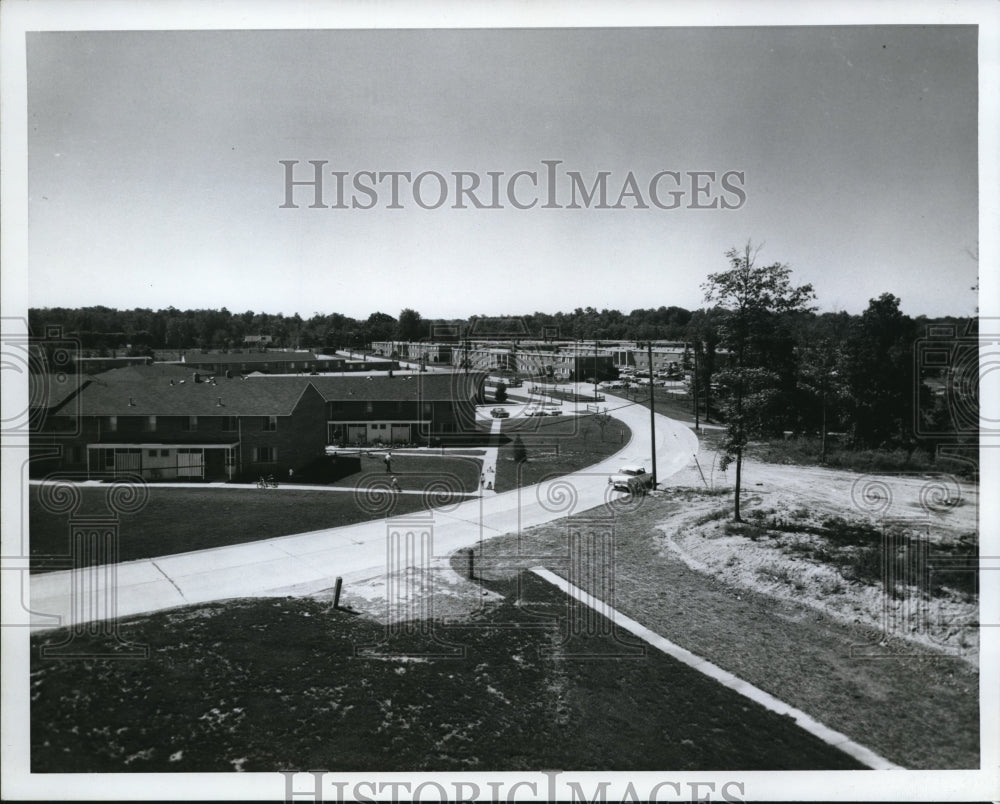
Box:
[26,25,979,319]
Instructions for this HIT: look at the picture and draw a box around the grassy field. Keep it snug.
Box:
[322,452,481,491]
[605,387,703,426]
[613,385,977,479]
[29,424,631,572]
[745,436,978,477]
[30,572,864,772]
[468,492,979,769]
[493,415,631,492]
[29,486,446,573]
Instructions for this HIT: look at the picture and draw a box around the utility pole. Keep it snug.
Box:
[647,341,657,488]
[593,340,599,401]
[693,345,700,431]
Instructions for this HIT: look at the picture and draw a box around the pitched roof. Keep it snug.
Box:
[35,373,89,410]
[310,372,484,403]
[57,368,483,416]
[65,373,318,417]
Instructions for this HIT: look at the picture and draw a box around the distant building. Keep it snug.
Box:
[179,351,346,375]
[76,356,153,374]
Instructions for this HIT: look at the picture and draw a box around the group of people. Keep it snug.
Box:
[383,452,402,493]
[480,464,495,492]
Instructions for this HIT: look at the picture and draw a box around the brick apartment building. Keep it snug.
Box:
[31,365,485,481]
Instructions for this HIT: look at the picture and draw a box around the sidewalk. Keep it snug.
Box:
[27,404,699,630]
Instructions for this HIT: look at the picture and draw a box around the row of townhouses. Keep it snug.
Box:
[31,364,484,482]
[370,340,706,379]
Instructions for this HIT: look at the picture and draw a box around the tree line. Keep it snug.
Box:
[26,304,696,355]
[29,246,973,482]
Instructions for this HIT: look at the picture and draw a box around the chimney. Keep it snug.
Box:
[128,397,135,406]
[216,397,223,406]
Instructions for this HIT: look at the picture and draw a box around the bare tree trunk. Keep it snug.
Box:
[734,446,743,521]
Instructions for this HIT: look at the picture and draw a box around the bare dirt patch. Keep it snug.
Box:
[661,455,979,662]
[30,575,865,772]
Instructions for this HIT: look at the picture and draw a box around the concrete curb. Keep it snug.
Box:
[530,566,904,771]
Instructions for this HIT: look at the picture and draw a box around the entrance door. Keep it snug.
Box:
[114,449,141,476]
[176,449,205,478]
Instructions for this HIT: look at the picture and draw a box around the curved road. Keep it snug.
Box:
[29,394,698,630]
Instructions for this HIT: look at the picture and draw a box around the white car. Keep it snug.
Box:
[608,465,655,493]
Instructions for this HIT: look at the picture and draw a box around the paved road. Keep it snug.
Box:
[29,397,697,630]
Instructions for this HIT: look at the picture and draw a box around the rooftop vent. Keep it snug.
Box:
[128,397,135,406]
[216,397,224,406]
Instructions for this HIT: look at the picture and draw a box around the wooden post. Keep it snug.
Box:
[333,576,343,609]
[467,548,475,580]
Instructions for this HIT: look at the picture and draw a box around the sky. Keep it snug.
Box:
[24,24,981,320]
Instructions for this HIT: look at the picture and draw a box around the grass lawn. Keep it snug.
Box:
[324,452,481,492]
[493,415,631,492]
[468,492,979,769]
[30,572,864,772]
[606,387,705,427]
[29,486,452,573]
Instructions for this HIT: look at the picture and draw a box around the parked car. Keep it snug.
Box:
[526,409,548,417]
[608,465,655,493]
[491,408,510,418]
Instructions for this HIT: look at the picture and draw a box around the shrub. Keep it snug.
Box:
[512,435,527,463]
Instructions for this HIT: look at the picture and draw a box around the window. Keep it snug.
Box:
[106,415,117,432]
[253,446,277,463]
[263,416,277,432]
[222,416,237,432]
[160,449,170,458]
[147,449,157,458]
[146,415,157,432]
[183,416,198,432]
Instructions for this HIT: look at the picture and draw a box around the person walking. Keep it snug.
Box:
[391,476,401,493]
[384,451,392,473]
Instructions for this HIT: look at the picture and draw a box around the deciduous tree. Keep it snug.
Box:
[702,241,816,521]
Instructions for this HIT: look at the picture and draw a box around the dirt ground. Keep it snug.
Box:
[338,446,980,770]
[663,453,979,661]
